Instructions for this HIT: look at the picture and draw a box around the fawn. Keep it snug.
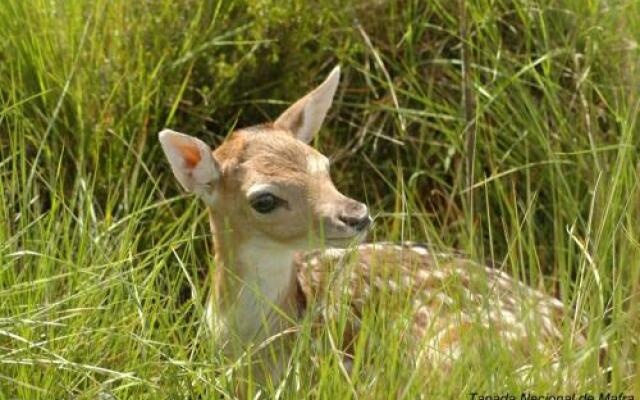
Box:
[159,66,585,387]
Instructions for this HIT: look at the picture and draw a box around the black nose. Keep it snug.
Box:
[338,203,371,231]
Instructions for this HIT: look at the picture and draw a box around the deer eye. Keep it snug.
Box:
[249,193,281,214]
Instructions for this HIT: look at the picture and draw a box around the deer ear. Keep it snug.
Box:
[274,66,340,144]
[159,129,219,204]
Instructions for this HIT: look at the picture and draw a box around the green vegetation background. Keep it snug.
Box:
[0,0,638,398]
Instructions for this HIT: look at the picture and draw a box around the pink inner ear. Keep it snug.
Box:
[175,140,201,168]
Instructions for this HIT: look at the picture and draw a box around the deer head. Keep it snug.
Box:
[159,67,370,258]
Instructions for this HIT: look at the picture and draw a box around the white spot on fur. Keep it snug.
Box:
[502,329,522,343]
[306,153,330,175]
[432,270,448,280]
[417,269,432,281]
[325,248,347,257]
[499,310,517,325]
[411,246,429,256]
[549,297,564,309]
[435,292,454,306]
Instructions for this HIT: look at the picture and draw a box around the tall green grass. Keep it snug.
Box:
[1,0,638,397]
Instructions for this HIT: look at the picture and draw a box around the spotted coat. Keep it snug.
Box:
[295,242,585,369]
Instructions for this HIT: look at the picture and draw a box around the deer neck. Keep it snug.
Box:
[206,211,301,343]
